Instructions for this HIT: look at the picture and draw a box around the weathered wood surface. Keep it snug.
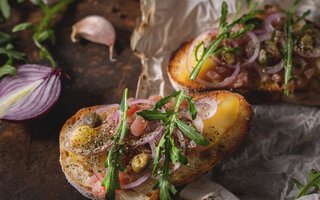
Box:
[0,0,141,199]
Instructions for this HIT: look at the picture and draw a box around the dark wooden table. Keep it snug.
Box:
[0,0,141,199]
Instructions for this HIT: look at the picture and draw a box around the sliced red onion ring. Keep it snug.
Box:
[170,163,181,174]
[91,156,104,182]
[242,31,260,66]
[261,59,284,74]
[186,28,220,73]
[195,97,218,120]
[264,12,286,33]
[196,63,240,88]
[128,99,157,106]
[180,110,204,133]
[133,126,165,146]
[95,104,119,114]
[0,64,61,121]
[112,109,120,127]
[121,173,151,190]
[149,141,156,158]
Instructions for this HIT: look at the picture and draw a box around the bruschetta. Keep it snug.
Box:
[60,90,253,200]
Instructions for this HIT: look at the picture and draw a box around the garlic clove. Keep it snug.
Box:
[71,15,116,62]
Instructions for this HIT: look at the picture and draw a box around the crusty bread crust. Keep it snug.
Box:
[168,39,320,106]
[60,91,253,199]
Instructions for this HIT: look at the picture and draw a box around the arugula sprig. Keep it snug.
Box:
[137,90,209,200]
[12,0,73,68]
[292,169,320,199]
[189,1,261,80]
[101,88,129,200]
[283,0,312,95]
[0,0,25,22]
[0,31,25,78]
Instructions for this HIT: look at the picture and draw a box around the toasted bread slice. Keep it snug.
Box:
[168,33,320,106]
[60,91,253,199]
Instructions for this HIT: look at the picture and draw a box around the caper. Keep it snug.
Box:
[84,112,102,128]
[221,51,236,65]
[258,48,278,66]
[131,153,150,173]
[299,34,316,50]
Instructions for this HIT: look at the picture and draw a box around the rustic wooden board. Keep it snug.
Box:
[0,0,141,199]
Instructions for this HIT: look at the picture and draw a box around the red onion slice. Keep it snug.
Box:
[195,97,218,120]
[260,59,284,74]
[196,63,241,88]
[95,104,119,114]
[132,126,165,146]
[128,99,157,106]
[264,12,286,33]
[186,29,220,73]
[121,173,151,190]
[242,31,260,66]
[175,129,186,151]
[91,156,104,182]
[0,64,61,121]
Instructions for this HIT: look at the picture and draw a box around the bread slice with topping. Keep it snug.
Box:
[60,90,253,200]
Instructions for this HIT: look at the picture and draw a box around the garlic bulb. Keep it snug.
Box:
[71,15,116,62]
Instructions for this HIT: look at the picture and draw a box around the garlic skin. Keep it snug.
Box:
[71,15,116,62]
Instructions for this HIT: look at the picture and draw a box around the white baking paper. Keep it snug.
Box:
[131,0,320,199]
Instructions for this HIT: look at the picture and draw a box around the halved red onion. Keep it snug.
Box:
[195,97,218,120]
[196,63,241,88]
[186,28,220,73]
[132,126,165,146]
[264,12,286,33]
[0,64,61,121]
[121,173,151,190]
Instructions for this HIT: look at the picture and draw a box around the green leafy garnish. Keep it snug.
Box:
[292,169,320,199]
[189,1,261,80]
[101,88,129,200]
[283,0,304,95]
[0,31,25,78]
[12,0,73,68]
[137,90,209,200]
[0,0,24,21]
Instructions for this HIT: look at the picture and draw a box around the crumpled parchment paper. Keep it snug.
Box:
[131,0,320,199]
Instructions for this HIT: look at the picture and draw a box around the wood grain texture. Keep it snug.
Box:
[0,0,140,199]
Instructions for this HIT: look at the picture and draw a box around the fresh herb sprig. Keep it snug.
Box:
[0,30,25,78]
[137,90,209,200]
[292,169,320,199]
[101,88,129,200]
[0,0,25,21]
[12,0,73,68]
[189,1,261,80]
[283,0,312,95]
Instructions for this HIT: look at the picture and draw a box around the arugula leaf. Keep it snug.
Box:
[0,65,17,78]
[186,97,197,120]
[229,24,255,38]
[293,169,320,199]
[101,88,129,200]
[152,91,180,110]
[12,22,36,32]
[219,2,228,31]
[283,0,304,95]
[295,10,311,24]
[136,110,170,122]
[176,119,209,146]
[12,0,73,68]
[0,0,10,20]
[231,1,242,22]
[0,31,15,44]
[246,0,258,12]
